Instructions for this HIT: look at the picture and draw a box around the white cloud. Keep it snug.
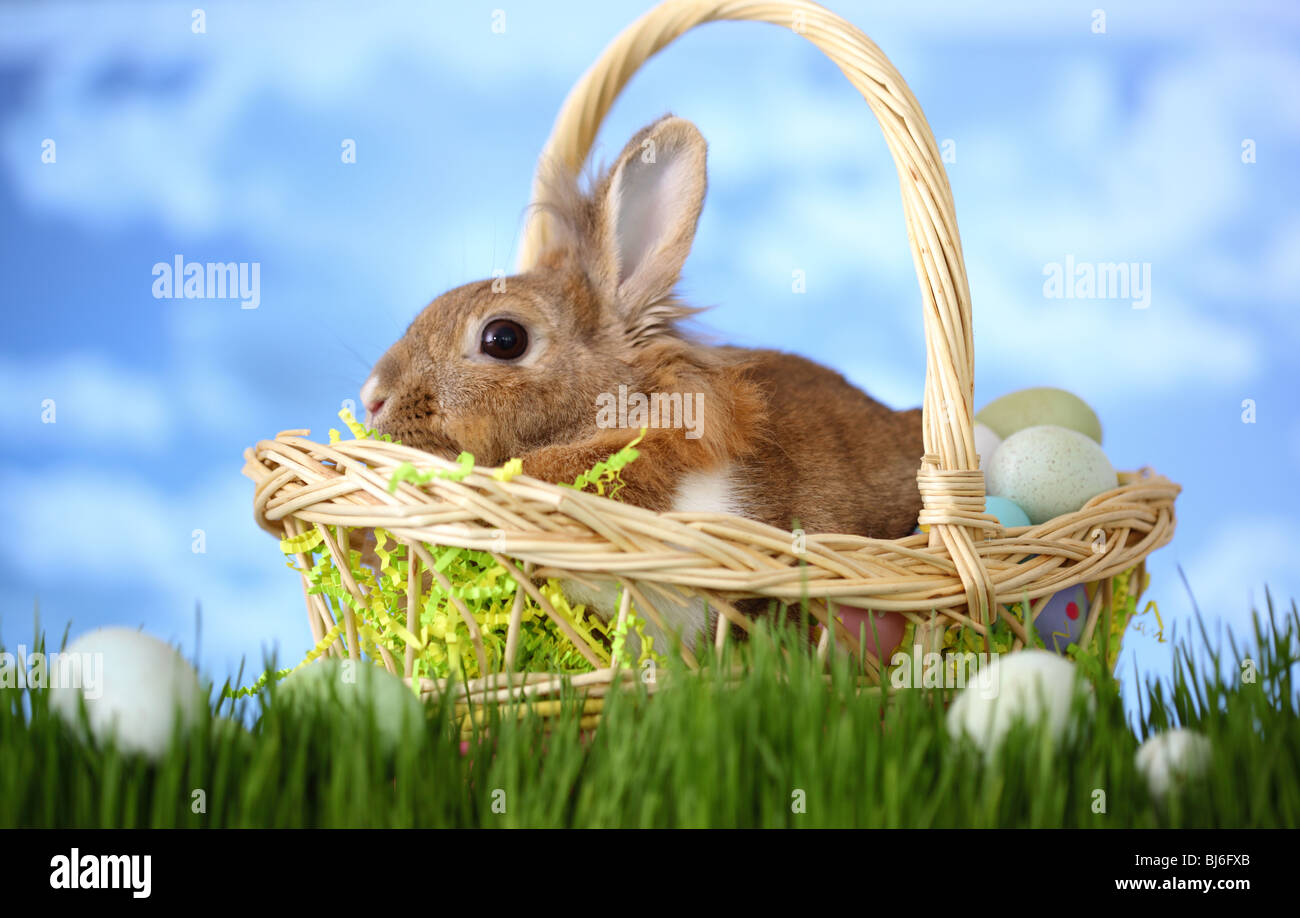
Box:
[963,45,1300,325]
[1178,515,1300,632]
[1,465,255,589]
[968,268,1260,394]
[0,347,279,452]
[648,37,1296,396]
[1194,216,1300,311]
[0,462,310,678]
[0,353,171,448]
[0,1,626,239]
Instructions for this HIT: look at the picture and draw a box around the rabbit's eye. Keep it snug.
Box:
[480,319,529,360]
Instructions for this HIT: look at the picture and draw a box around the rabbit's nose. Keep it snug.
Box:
[360,375,387,418]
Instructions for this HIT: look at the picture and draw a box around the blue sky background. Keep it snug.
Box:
[1,1,1297,704]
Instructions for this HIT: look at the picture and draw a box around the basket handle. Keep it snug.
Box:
[516,0,996,625]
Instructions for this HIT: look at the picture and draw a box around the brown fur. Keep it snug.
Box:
[364,115,923,550]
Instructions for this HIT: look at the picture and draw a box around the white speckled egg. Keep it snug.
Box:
[973,422,1002,471]
[49,627,204,759]
[986,425,1118,524]
[946,650,1093,759]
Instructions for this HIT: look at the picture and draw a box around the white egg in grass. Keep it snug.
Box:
[272,658,425,754]
[49,627,204,760]
[986,425,1118,525]
[1135,728,1213,800]
[972,422,1003,472]
[946,649,1094,759]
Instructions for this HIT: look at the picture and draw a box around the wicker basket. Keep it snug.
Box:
[243,0,1180,721]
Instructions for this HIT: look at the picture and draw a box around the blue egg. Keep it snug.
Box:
[1032,584,1090,653]
[985,496,1031,528]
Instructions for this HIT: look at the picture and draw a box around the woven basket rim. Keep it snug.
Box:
[243,430,1178,663]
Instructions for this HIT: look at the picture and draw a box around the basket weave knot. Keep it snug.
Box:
[915,468,1000,534]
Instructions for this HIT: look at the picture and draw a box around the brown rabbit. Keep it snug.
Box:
[361,115,923,650]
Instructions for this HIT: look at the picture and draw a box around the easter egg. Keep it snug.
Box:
[273,658,424,753]
[946,649,1093,759]
[833,607,906,660]
[976,387,1103,444]
[984,496,1031,529]
[973,422,1002,471]
[1135,729,1212,800]
[1032,584,1089,653]
[986,425,1118,525]
[49,627,204,759]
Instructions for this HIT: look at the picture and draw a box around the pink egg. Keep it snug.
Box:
[834,607,906,660]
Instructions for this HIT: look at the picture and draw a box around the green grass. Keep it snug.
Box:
[1,598,1297,828]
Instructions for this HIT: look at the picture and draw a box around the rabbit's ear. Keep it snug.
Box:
[593,116,706,333]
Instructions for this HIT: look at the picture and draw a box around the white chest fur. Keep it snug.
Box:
[671,466,743,517]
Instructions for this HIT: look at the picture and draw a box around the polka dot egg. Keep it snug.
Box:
[1031,584,1089,653]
